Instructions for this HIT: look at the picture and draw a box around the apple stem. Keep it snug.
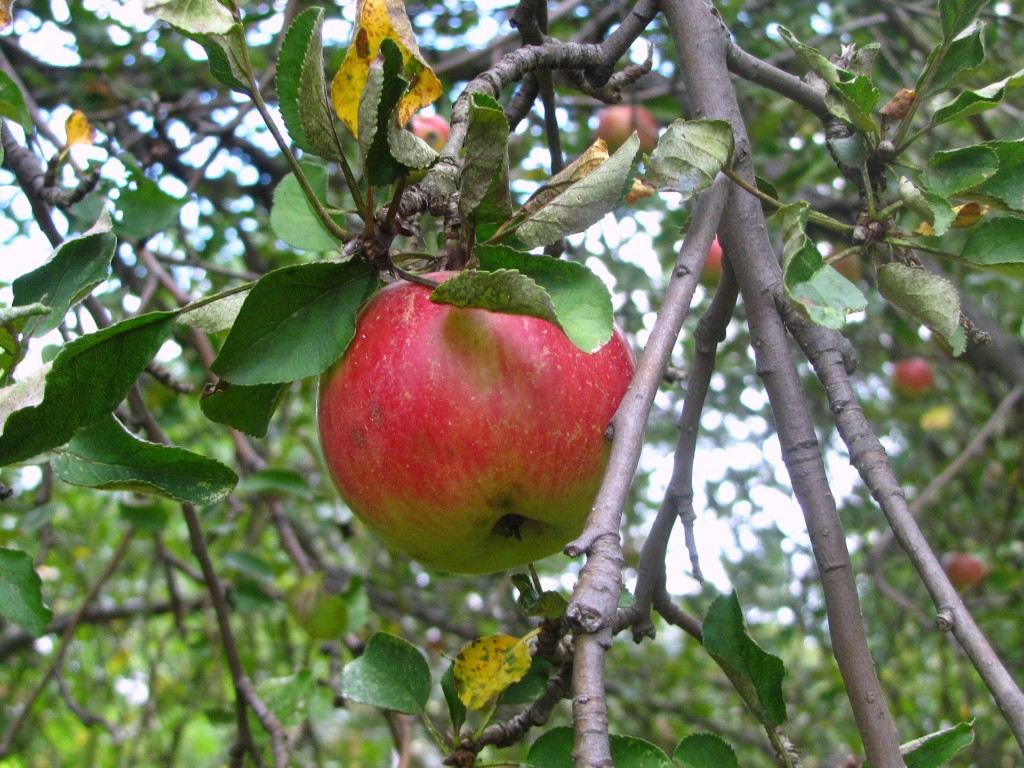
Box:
[528,562,543,593]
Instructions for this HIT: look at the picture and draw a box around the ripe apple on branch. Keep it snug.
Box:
[317,272,636,574]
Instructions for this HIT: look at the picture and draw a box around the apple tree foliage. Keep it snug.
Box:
[1,0,1023,766]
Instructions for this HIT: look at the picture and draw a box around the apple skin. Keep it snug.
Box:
[596,105,659,155]
[410,113,449,152]
[892,357,934,397]
[943,552,988,590]
[317,272,636,574]
[699,236,724,286]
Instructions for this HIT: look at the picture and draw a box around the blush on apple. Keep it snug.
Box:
[317,272,636,574]
[892,357,934,397]
[943,552,988,590]
[596,104,659,155]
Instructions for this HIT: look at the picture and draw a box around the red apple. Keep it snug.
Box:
[409,113,449,152]
[699,236,724,286]
[596,104,659,155]
[317,272,636,574]
[892,357,934,397]
[943,552,988,590]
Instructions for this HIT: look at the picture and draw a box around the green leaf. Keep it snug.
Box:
[459,92,512,224]
[969,140,1024,212]
[474,246,614,352]
[270,162,344,252]
[960,217,1024,278]
[829,72,881,134]
[211,260,378,386]
[277,7,343,162]
[864,722,974,768]
[0,304,49,381]
[118,500,170,532]
[0,546,52,636]
[877,263,967,355]
[440,663,467,736]
[178,290,250,335]
[930,69,1024,128]
[923,144,998,198]
[0,71,31,131]
[898,178,955,236]
[51,414,237,506]
[776,27,839,86]
[516,134,640,248]
[779,203,866,329]
[938,0,986,41]
[511,572,568,619]
[431,269,558,327]
[903,722,974,768]
[526,727,674,768]
[142,0,236,34]
[702,590,787,729]
[113,164,185,241]
[0,311,175,466]
[12,216,115,337]
[144,0,252,94]
[199,381,289,437]
[358,38,410,187]
[919,22,985,98]
[236,468,310,497]
[644,120,734,201]
[340,632,430,715]
[673,732,741,768]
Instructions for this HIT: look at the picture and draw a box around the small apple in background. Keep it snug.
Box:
[317,272,636,574]
[409,113,449,152]
[699,236,724,286]
[830,253,863,282]
[892,357,934,397]
[943,552,988,590]
[596,104,659,155]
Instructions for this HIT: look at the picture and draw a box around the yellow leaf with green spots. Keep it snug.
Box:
[453,634,532,710]
[330,0,441,138]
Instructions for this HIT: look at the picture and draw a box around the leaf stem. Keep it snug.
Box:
[723,169,855,235]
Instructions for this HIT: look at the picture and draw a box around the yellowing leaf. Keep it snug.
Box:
[520,139,613,217]
[0,0,13,31]
[950,202,988,228]
[60,110,95,160]
[453,634,532,710]
[330,0,441,137]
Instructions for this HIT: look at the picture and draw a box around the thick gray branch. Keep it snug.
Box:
[661,1,906,765]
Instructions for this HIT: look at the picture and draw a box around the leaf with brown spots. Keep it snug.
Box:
[453,634,532,710]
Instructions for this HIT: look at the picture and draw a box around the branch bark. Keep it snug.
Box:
[661,2,906,765]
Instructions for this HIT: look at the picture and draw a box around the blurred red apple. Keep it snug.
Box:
[831,253,863,282]
[699,236,724,286]
[317,272,636,574]
[943,552,988,590]
[409,113,449,152]
[892,357,934,397]
[596,104,659,155]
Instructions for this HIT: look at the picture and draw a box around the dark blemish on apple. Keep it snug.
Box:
[493,513,527,541]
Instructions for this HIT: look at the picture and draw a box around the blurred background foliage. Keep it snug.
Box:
[0,0,1022,766]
